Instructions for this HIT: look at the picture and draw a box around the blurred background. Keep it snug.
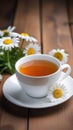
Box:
[0,0,17,29]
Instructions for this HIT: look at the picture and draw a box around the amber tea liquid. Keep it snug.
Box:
[18,60,58,76]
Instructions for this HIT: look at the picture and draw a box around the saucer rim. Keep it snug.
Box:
[3,73,73,109]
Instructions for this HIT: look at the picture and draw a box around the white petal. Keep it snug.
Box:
[0,74,3,81]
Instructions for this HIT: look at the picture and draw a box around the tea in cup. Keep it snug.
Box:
[15,54,71,98]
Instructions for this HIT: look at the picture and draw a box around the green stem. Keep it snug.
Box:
[20,39,24,48]
[7,50,12,74]
[0,66,7,74]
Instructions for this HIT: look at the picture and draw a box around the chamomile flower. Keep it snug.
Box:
[29,36,38,42]
[49,49,68,64]
[2,26,16,37]
[0,74,3,81]
[19,32,38,42]
[10,32,20,38]
[6,25,15,32]
[19,32,29,41]
[24,43,41,55]
[47,83,68,102]
[0,51,4,56]
[0,37,19,50]
[0,30,4,37]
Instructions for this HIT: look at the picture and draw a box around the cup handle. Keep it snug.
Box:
[59,64,71,82]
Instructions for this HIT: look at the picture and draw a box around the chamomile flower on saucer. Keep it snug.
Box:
[47,83,68,102]
[19,32,38,42]
[2,26,16,37]
[0,37,19,50]
[49,49,68,64]
[24,43,41,55]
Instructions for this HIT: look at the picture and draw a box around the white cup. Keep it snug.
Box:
[15,54,71,98]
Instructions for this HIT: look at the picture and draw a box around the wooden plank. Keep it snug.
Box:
[0,74,28,130]
[13,0,41,44]
[29,99,73,130]
[0,75,10,127]
[67,0,73,42]
[0,0,28,130]
[42,0,73,77]
[29,0,73,130]
[0,0,17,29]
[66,0,73,76]
[1,108,27,130]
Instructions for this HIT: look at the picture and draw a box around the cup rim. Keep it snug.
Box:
[15,54,61,78]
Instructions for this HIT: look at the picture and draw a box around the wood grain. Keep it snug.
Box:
[14,0,41,45]
[0,74,28,130]
[29,98,73,130]
[0,0,17,29]
[0,0,28,130]
[42,0,73,77]
[67,0,73,43]
[29,0,73,130]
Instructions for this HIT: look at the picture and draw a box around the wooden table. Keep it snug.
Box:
[0,0,73,130]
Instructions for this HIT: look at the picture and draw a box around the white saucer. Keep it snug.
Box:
[3,73,73,109]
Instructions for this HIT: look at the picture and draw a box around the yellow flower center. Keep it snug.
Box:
[54,52,63,61]
[21,33,29,36]
[3,39,12,45]
[53,88,63,98]
[27,48,35,55]
[2,29,6,33]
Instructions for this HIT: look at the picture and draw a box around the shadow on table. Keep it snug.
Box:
[1,94,72,118]
[28,98,72,117]
[1,95,28,118]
